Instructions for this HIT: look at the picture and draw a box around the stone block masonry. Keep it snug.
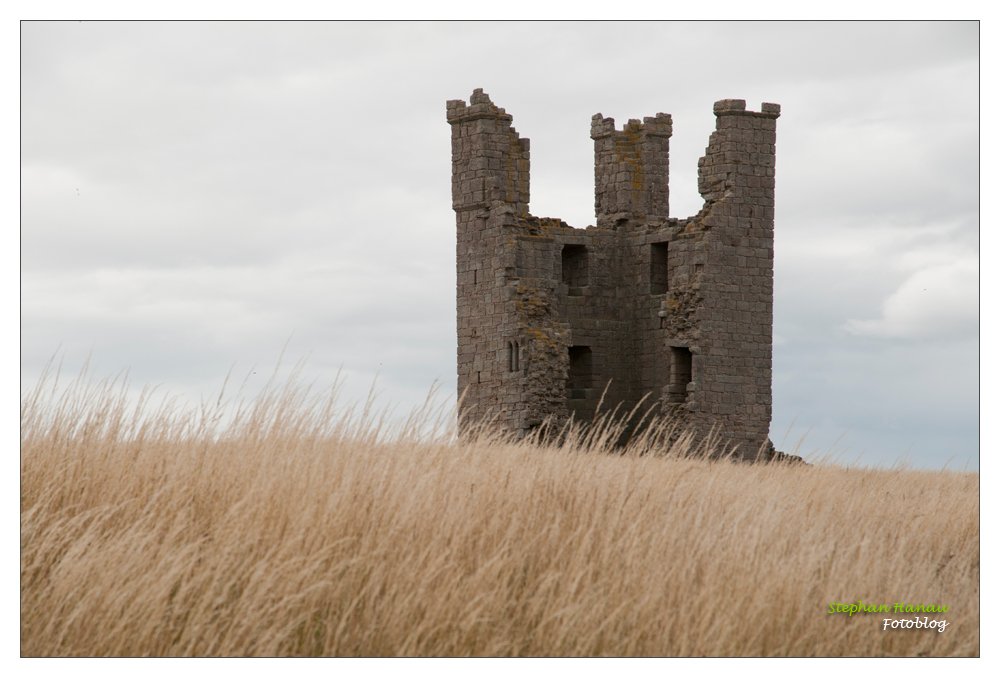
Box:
[448,89,781,460]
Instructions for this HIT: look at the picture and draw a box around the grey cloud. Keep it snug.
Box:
[21,21,979,468]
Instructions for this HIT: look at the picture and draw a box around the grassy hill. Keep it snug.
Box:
[21,369,979,656]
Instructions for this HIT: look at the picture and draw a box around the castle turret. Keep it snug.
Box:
[681,99,781,454]
[447,88,530,215]
[591,112,672,228]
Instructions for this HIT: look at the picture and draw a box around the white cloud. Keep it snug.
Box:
[844,258,979,339]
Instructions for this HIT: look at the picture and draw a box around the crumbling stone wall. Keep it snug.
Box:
[449,89,780,459]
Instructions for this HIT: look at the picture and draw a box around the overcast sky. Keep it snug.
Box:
[20,21,979,469]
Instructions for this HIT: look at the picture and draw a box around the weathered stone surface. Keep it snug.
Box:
[449,89,781,460]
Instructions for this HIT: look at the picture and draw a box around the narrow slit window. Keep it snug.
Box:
[561,244,589,292]
[507,341,514,372]
[513,341,519,372]
[667,347,693,403]
[650,242,669,294]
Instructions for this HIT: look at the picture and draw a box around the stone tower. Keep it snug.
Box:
[448,89,780,459]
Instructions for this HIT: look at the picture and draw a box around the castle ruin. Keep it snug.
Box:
[448,89,780,459]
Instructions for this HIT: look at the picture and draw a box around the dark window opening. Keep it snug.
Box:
[507,340,520,372]
[650,242,669,294]
[562,244,589,292]
[473,269,477,286]
[667,346,692,403]
[567,346,593,399]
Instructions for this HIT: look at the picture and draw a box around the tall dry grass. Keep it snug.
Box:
[21,364,979,656]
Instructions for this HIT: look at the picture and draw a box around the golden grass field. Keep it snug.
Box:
[20,365,979,657]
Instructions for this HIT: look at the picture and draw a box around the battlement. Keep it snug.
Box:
[590,112,673,138]
[713,99,781,118]
[449,91,781,460]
